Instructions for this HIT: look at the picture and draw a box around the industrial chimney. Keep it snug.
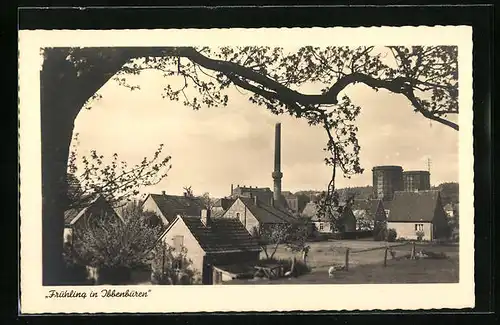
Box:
[272,123,283,204]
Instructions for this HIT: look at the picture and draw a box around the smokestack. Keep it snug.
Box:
[272,123,283,203]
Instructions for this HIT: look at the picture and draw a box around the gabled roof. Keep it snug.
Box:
[238,197,297,224]
[388,190,441,222]
[301,201,353,222]
[64,195,121,226]
[165,216,261,253]
[144,193,205,223]
[351,199,383,220]
[213,198,236,210]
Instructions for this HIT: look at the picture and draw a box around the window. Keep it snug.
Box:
[415,224,424,231]
[172,235,184,252]
[319,223,324,231]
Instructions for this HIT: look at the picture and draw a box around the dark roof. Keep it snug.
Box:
[181,216,261,253]
[64,195,120,226]
[351,199,382,219]
[213,198,236,210]
[64,195,101,226]
[147,194,205,223]
[301,201,352,222]
[388,190,441,222]
[238,197,297,224]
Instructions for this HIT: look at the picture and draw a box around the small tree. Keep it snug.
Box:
[415,230,425,241]
[386,228,397,242]
[68,133,172,209]
[373,220,387,241]
[252,224,291,260]
[70,203,163,283]
[150,241,199,285]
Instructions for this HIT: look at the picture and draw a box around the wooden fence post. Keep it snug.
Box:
[384,247,388,267]
[345,248,350,271]
[410,241,416,260]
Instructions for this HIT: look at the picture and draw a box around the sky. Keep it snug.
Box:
[72,53,459,199]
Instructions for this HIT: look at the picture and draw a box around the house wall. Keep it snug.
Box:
[313,221,334,233]
[63,228,73,244]
[142,196,169,226]
[160,219,205,283]
[206,251,260,285]
[222,199,260,234]
[387,222,433,240]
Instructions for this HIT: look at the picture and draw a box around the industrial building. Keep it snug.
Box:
[372,165,404,201]
[403,170,431,192]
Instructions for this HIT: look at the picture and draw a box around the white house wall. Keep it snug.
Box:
[160,218,205,283]
[222,199,260,234]
[142,196,169,226]
[387,222,433,241]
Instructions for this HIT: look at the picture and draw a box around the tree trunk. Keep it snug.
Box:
[40,51,84,285]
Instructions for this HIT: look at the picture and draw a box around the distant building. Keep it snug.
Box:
[443,203,458,218]
[403,170,431,192]
[230,185,274,206]
[372,165,404,201]
[157,210,261,285]
[301,201,356,233]
[386,190,449,241]
[63,195,123,244]
[351,199,386,230]
[221,196,298,235]
[141,191,205,227]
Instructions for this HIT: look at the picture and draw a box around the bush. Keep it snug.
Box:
[386,228,397,242]
[258,257,311,277]
[373,221,387,241]
[415,230,425,241]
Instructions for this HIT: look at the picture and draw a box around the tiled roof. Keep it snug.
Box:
[388,190,441,222]
[147,194,205,223]
[239,197,297,224]
[351,199,382,220]
[63,195,119,226]
[213,198,236,210]
[181,216,261,253]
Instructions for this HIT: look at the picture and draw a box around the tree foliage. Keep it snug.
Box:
[150,241,200,285]
[68,202,163,269]
[67,133,172,209]
[41,46,459,284]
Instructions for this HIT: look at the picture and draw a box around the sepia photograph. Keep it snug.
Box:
[19,26,474,313]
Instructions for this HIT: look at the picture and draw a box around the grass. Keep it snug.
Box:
[230,240,460,284]
[225,256,459,285]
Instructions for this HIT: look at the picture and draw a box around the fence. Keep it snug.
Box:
[298,242,416,271]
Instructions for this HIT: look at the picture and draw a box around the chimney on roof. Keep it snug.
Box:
[162,190,166,195]
[253,195,258,206]
[201,208,212,227]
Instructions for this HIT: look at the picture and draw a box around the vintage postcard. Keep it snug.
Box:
[19,26,474,313]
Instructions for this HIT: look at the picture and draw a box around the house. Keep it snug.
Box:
[230,185,274,206]
[141,191,205,227]
[220,196,298,235]
[351,199,386,230]
[63,195,123,244]
[281,191,299,214]
[386,190,449,241]
[157,209,261,284]
[301,201,357,233]
[443,203,459,218]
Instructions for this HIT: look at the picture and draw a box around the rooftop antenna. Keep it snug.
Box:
[427,158,432,173]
